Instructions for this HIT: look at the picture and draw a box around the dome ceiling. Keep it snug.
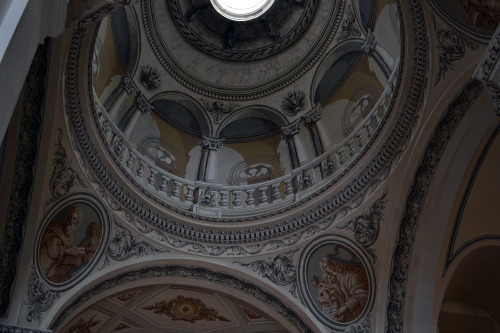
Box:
[70,0,406,239]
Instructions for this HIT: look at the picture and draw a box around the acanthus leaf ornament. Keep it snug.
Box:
[234,248,299,297]
[102,216,167,266]
[140,65,161,90]
[25,271,59,323]
[337,6,362,42]
[431,14,478,86]
[281,90,305,116]
[46,128,86,207]
[203,100,239,124]
[337,189,387,262]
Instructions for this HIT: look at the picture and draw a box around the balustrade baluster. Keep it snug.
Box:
[245,189,255,207]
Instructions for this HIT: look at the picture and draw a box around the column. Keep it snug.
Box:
[361,29,394,78]
[282,120,308,169]
[109,74,138,119]
[197,136,224,183]
[303,105,332,156]
[123,92,153,137]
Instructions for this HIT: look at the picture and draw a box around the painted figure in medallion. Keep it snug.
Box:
[311,244,369,322]
[39,206,85,283]
[39,204,103,284]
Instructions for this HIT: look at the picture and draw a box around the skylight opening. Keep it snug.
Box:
[210,0,275,21]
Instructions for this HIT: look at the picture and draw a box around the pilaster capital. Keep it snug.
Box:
[135,92,154,114]
[202,136,225,150]
[303,105,322,125]
[121,74,138,96]
[361,29,376,56]
[281,119,303,139]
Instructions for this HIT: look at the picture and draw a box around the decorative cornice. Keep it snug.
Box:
[51,266,315,333]
[0,325,51,333]
[0,42,48,317]
[385,80,484,332]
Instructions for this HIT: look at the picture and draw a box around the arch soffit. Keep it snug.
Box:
[216,105,288,137]
[46,259,319,333]
[310,40,365,104]
[150,91,212,137]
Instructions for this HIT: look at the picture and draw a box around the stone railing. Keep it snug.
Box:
[92,59,399,217]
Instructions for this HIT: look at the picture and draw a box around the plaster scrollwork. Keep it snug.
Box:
[202,100,239,124]
[0,42,48,317]
[298,169,315,191]
[337,189,387,262]
[281,90,306,116]
[46,128,86,207]
[111,136,126,161]
[431,14,478,86]
[140,65,161,89]
[337,5,362,42]
[25,272,59,323]
[101,216,168,267]
[234,248,299,297]
[199,187,216,207]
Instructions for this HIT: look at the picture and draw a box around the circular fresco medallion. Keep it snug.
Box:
[298,235,375,329]
[35,194,109,291]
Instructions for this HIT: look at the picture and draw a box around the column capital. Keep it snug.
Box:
[121,74,138,96]
[202,136,225,150]
[361,29,376,56]
[134,92,154,114]
[303,105,322,125]
[281,119,303,139]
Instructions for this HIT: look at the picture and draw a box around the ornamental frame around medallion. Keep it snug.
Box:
[34,193,110,291]
[298,235,375,330]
